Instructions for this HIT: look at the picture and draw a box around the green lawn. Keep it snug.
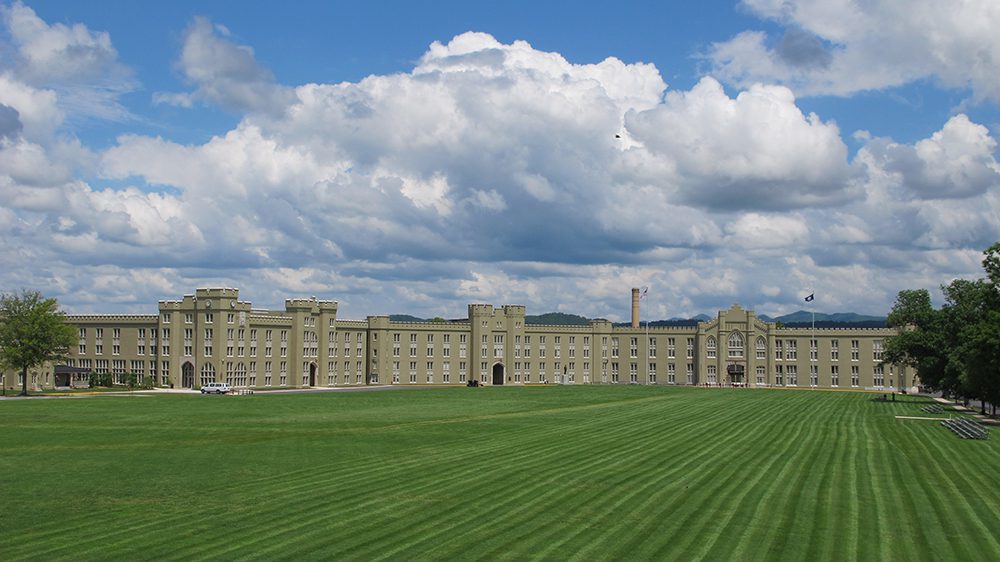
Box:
[2,386,999,561]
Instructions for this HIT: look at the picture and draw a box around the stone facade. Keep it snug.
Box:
[1,288,913,392]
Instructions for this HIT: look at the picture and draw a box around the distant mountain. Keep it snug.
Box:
[389,310,887,328]
[526,312,590,326]
[389,314,426,322]
[771,310,886,327]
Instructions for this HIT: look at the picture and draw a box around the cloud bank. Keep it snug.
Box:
[0,3,998,321]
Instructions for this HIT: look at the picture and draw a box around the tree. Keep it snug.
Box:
[883,289,953,392]
[885,244,1000,412]
[0,290,76,396]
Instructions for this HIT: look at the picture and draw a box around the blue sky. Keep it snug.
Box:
[2,0,999,320]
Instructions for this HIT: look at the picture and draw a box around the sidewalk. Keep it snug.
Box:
[933,397,1000,426]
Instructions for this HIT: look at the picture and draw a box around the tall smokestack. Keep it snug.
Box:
[631,288,640,328]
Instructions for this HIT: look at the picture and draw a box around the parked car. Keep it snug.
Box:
[201,382,231,394]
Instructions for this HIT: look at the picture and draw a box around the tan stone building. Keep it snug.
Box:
[1,287,913,392]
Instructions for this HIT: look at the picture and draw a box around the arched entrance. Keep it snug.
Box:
[182,362,194,388]
[492,363,504,386]
[727,363,745,386]
[309,363,317,387]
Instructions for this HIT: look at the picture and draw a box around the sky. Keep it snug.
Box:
[1,0,999,321]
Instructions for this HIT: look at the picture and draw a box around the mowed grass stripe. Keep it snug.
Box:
[16,392,659,559]
[327,394,689,559]
[312,396,676,558]
[890,421,978,560]
[7,400,551,559]
[663,392,827,561]
[466,405,695,559]
[427,396,744,560]
[164,392,665,559]
[4,387,1000,561]
[163,415,624,559]
[583,393,806,560]
[703,393,854,562]
[896,418,1000,558]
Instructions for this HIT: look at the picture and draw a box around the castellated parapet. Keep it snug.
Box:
[285,296,338,313]
[7,286,913,394]
[501,305,526,318]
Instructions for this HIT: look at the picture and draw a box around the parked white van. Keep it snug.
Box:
[200,382,231,394]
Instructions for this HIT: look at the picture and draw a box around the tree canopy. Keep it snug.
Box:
[884,244,1000,413]
[0,290,77,396]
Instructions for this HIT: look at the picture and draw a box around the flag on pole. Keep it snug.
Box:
[804,293,815,302]
[640,286,648,300]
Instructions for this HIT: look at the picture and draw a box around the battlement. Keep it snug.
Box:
[501,305,526,317]
[195,288,240,299]
[284,296,338,312]
[66,314,158,324]
[468,304,495,316]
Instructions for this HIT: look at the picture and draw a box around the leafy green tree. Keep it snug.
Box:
[982,242,1000,285]
[884,289,953,392]
[884,246,1000,408]
[0,290,77,396]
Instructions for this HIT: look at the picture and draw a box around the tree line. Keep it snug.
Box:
[885,243,1000,415]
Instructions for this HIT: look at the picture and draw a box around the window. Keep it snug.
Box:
[787,365,797,386]
[851,365,860,387]
[686,338,694,359]
[707,365,717,385]
[831,339,839,361]
[774,365,783,386]
[775,340,783,361]
[810,365,818,387]
[706,336,717,359]
[200,363,216,386]
[786,340,797,360]
[851,340,860,361]
[810,339,818,362]
[727,331,744,358]
[873,340,884,361]
[755,365,765,386]
[668,363,676,384]
[668,337,676,358]
[756,337,766,360]
[648,338,656,358]
[831,365,839,387]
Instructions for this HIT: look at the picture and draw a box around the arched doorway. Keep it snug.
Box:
[309,363,317,387]
[182,362,194,388]
[492,363,504,386]
[727,363,745,386]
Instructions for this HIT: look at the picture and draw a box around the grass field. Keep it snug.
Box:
[2,386,999,561]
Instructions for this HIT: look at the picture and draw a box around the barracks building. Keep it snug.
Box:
[1,287,914,393]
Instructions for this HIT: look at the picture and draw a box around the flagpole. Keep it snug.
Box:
[804,290,815,388]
